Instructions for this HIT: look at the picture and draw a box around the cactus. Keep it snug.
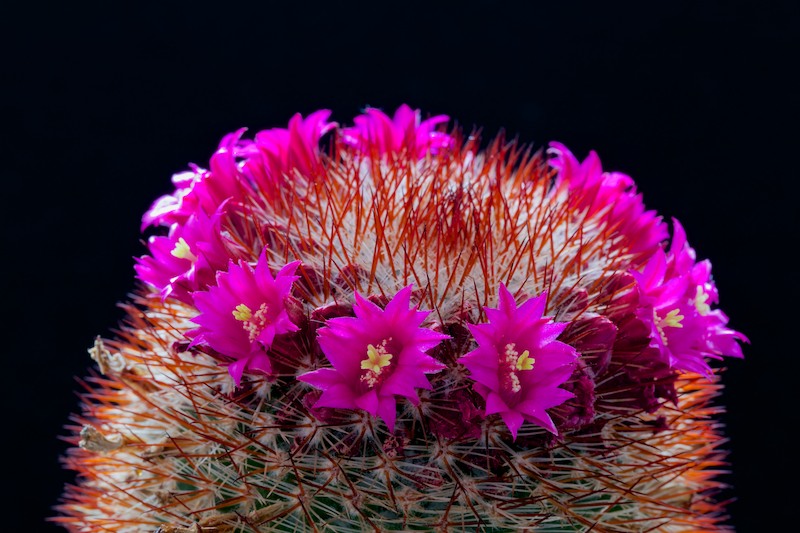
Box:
[55,105,747,532]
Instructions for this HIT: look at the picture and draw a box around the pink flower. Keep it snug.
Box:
[298,286,448,431]
[188,250,300,385]
[341,104,454,158]
[142,111,336,230]
[140,167,203,231]
[458,285,578,439]
[141,129,256,230]
[548,142,668,256]
[134,207,234,304]
[633,219,747,376]
[246,110,336,187]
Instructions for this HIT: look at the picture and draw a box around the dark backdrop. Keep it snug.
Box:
[3,2,797,531]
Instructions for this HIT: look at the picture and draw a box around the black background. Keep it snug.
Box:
[3,1,797,531]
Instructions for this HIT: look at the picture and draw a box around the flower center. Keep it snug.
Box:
[694,286,710,315]
[360,338,393,388]
[233,303,271,342]
[653,308,684,346]
[501,343,535,394]
[170,237,198,262]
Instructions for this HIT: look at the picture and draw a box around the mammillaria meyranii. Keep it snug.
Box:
[56,104,746,532]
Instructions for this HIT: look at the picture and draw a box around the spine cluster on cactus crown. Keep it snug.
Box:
[55,105,747,532]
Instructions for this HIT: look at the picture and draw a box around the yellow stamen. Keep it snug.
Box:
[361,343,393,374]
[170,237,197,262]
[516,350,535,371]
[232,303,252,322]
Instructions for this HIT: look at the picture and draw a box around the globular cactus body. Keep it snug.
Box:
[56,105,746,532]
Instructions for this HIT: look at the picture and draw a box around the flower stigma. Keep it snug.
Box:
[232,304,252,321]
[170,237,198,262]
[503,343,534,393]
[694,286,711,315]
[516,349,535,371]
[654,308,684,345]
[233,303,271,342]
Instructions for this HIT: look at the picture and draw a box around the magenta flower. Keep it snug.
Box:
[134,207,234,304]
[548,142,668,256]
[188,250,301,385]
[142,112,335,230]
[140,167,203,231]
[298,286,448,431]
[247,110,336,185]
[458,285,578,439]
[142,129,256,230]
[340,104,454,158]
[633,219,747,376]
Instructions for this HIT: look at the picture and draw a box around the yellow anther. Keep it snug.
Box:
[232,303,252,322]
[694,286,711,315]
[361,343,393,374]
[515,350,535,371]
[170,237,197,262]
